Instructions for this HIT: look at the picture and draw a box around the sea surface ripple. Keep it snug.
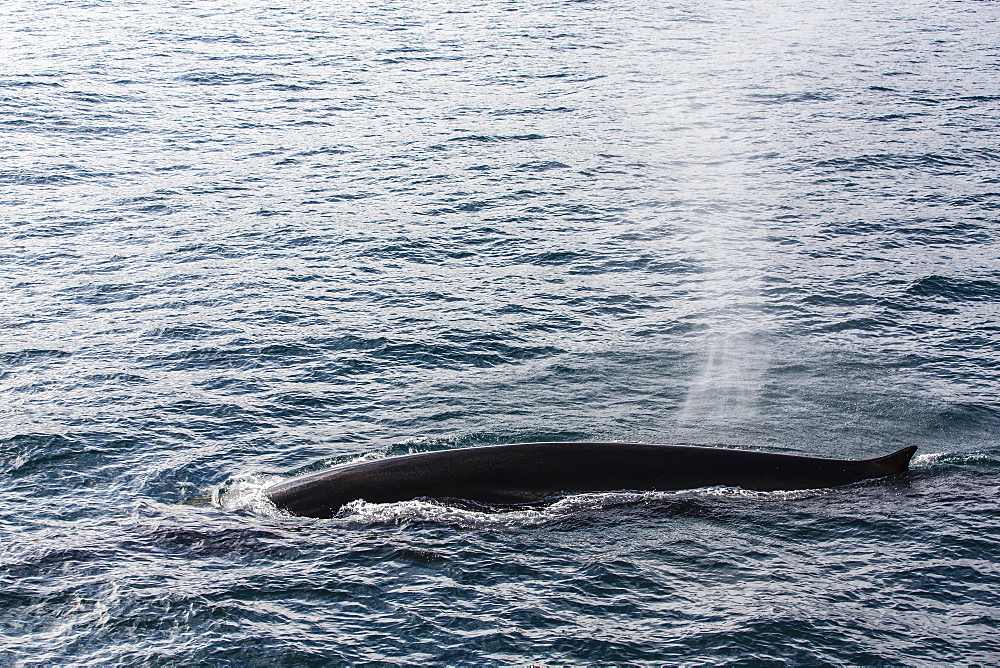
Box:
[2,0,999,664]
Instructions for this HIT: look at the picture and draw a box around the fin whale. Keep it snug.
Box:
[264,442,917,519]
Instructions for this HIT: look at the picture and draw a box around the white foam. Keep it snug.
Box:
[326,485,822,529]
[912,452,949,467]
[212,472,286,518]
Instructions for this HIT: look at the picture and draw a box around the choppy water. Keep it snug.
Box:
[2,0,999,664]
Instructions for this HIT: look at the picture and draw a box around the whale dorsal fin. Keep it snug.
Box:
[867,446,917,474]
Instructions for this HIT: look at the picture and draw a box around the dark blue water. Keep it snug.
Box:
[3,0,999,664]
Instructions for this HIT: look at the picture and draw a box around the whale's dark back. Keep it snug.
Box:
[265,442,917,519]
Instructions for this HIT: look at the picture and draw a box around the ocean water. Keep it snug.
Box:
[2,0,999,664]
